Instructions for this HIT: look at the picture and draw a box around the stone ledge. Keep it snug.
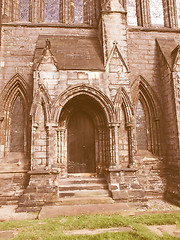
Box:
[28,170,59,175]
[108,168,138,172]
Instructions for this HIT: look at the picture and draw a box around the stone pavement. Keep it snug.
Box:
[0,199,180,221]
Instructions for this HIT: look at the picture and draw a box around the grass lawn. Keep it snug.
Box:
[0,212,179,239]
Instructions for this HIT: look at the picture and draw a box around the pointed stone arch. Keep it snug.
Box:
[0,73,31,156]
[51,84,119,174]
[114,87,134,124]
[132,75,161,155]
[114,87,134,166]
[52,84,116,124]
[30,84,51,124]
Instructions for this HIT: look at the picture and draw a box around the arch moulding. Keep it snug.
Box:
[52,84,117,125]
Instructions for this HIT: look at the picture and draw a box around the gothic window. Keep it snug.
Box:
[136,100,148,150]
[19,0,30,21]
[149,0,164,26]
[177,1,180,27]
[44,0,60,22]
[127,0,137,26]
[10,96,25,152]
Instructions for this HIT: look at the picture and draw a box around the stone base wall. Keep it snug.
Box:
[17,171,59,212]
[107,168,147,205]
[134,151,166,199]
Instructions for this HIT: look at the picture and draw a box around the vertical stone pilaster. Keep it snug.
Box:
[32,0,44,23]
[12,0,20,21]
[163,0,178,28]
[136,0,151,27]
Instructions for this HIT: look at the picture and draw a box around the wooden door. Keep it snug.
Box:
[67,111,95,173]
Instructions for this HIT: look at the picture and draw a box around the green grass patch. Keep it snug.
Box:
[0,212,179,240]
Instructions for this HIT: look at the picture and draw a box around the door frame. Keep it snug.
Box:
[67,110,96,173]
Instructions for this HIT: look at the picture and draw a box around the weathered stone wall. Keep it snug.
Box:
[0,0,180,206]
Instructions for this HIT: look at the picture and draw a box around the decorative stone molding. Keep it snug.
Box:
[106,41,130,73]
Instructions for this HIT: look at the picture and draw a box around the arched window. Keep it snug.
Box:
[44,0,60,22]
[136,100,148,150]
[19,0,30,21]
[127,0,137,26]
[149,0,164,26]
[10,96,25,152]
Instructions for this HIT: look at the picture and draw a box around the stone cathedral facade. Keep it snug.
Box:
[0,0,179,211]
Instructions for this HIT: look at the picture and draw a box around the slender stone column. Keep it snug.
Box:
[108,123,120,168]
[97,127,103,172]
[58,127,67,176]
[126,122,134,167]
[31,122,39,170]
[46,123,58,169]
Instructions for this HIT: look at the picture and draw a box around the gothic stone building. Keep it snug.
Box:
[0,0,180,211]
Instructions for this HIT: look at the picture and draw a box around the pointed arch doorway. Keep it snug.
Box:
[67,110,95,173]
[59,92,111,176]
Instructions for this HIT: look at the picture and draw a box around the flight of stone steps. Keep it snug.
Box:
[58,176,114,205]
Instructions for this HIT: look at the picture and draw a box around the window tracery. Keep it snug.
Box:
[44,0,60,22]
[19,0,30,21]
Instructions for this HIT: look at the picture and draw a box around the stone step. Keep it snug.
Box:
[56,196,114,205]
[0,196,19,206]
[59,183,108,191]
[59,189,110,198]
[60,177,107,185]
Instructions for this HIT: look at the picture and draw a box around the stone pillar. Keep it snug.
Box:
[126,122,134,168]
[58,127,67,177]
[108,123,120,168]
[45,123,58,169]
[31,122,39,170]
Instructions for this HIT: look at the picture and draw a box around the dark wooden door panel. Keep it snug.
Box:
[67,111,95,173]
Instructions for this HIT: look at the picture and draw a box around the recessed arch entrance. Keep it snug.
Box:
[58,93,111,175]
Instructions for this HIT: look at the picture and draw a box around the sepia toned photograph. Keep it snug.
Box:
[0,0,179,239]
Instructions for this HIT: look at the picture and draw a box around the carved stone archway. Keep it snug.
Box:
[52,85,117,176]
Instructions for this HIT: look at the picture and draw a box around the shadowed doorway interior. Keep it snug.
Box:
[67,111,95,173]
